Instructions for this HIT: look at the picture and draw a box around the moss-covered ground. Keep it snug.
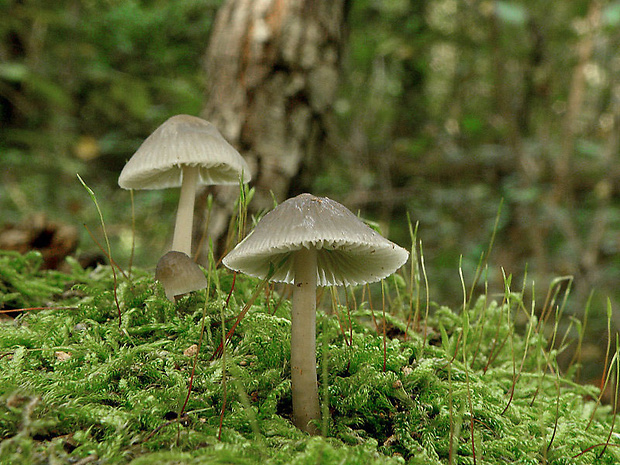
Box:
[0,249,618,464]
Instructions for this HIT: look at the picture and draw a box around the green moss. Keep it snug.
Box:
[0,250,618,464]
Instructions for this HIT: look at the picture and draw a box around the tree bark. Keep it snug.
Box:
[200,0,350,256]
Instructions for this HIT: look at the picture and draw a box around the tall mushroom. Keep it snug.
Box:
[118,114,251,257]
[222,193,409,434]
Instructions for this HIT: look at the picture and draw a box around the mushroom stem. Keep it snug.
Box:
[171,165,199,256]
[291,247,320,435]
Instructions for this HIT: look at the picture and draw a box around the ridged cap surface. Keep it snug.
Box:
[155,251,208,301]
[222,193,409,287]
[118,114,251,190]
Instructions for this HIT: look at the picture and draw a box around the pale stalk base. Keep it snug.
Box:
[291,247,320,435]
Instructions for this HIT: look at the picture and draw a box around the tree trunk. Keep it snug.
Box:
[200,0,350,256]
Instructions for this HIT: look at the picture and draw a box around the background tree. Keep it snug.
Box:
[200,0,350,254]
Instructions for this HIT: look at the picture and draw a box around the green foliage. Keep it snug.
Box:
[324,0,620,323]
[1,249,619,464]
[0,0,221,265]
[0,250,77,309]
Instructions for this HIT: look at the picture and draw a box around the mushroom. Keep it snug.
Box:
[118,114,251,257]
[155,251,208,301]
[222,193,409,434]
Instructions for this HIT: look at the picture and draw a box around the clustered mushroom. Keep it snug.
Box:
[118,114,251,300]
[155,251,208,302]
[117,118,410,435]
[222,193,409,434]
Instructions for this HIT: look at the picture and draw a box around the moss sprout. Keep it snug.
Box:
[1,250,619,464]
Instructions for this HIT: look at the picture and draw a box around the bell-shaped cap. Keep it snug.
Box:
[222,193,409,287]
[155,251,208,301]
[118,114,251,190]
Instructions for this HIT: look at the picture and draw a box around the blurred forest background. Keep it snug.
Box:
[1,0,620,361]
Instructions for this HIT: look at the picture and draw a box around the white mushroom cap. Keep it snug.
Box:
[155,251,208,301]
[222,193,409,286]
[118,114,251,190]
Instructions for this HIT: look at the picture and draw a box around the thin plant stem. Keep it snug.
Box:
[504,286,536,415]
[237,183,254,243]
[458,255,467,315]
[348,285,358,320]
[502,270,529,410]
[194,193,213,263]
[229,364,263,443]
[211,264,279,360]
[213,293,234,440]
[267,283,285,316]
[448,360,454,465]
[180,248,214,418]
[82,223,129,281]
[587,298,615,430]
[366,283,379,333]
[470,266,489,368]
[573,443,620,459]
[545,360,562,456]
[0,306,78,313]
[330,287,349,345]
[568,290,594,380]
[381,279,387,373]
[218,295,228,441]
[405,215,420,334]
[467,199,502,307]
[343,286,354,346]
[420,240,430,349]
[129,188,135,278]
[390,273,401,312]
[505,275,517,411]
[600,298,613,392]
[321,314,330,437]
[484,269,510,374]
[538,276,572,336]
[77,174,122,328]
[547,277,573,354]
[461,308,476,465]
[598,334,620,458]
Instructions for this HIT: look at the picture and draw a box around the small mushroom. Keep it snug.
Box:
[222,193,409,434]
[155,251,208,301]
[118,115,251,257]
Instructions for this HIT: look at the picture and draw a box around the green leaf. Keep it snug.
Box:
[603,2,620,26]
[495,1,528,25]
[0,62,29,82]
